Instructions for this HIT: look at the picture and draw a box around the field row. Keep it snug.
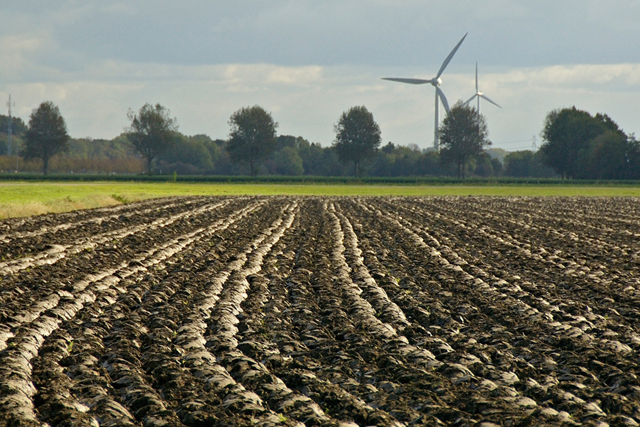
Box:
[0,196,639,426]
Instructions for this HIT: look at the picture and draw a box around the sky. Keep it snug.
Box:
[1,1,639,151]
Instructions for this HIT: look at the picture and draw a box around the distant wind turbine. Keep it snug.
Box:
[382,33,468,150]
[463,62,501,114]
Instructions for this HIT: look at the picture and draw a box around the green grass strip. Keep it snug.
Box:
[1,181,640,219]
[4,173,640,186]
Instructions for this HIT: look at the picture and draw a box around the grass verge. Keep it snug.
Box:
[0,181,639,219]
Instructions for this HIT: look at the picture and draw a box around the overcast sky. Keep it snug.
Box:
[2,1,639,151]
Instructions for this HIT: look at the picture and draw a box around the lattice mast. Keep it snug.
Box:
[6,95,14,156]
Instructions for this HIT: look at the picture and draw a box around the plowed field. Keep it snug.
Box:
[1,196,639,427]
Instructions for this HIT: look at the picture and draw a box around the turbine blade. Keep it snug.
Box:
[437,87,451,114]
[436,32,468,78]
[463,94,477,105]
[382,77,431,85]
[480,94,502,108]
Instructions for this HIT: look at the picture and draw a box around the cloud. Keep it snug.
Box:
[0,35,43,77]
[265,66,324,86]
[1,2,639,151]
[495,64,640,87]
[4,0,638,70]
[3,60,639,152]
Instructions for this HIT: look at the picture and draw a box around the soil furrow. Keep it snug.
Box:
[1,196,639,426]
[359,198,639,425]
[388,198,640,351]
[1,200,264,426]
[0,199,233,276]
[0,199,248,344]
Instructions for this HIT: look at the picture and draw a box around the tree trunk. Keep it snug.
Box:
[354,162,358,177]
[43,156,49,175]
[147,157,153,175]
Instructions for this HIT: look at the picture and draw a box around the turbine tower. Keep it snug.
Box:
[382,33,467,150]
[6,95,14,157]
[463,62,501,114]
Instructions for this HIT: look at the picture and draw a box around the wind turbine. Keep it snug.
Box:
[464,62,501,114]
[382,33,467,150]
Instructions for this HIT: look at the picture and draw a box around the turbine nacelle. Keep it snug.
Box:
[463,62,501,112]
[381,32,468,150]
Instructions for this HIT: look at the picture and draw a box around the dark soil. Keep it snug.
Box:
[1,196,639,427]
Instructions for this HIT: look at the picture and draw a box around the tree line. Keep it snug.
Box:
[0,101,637,179]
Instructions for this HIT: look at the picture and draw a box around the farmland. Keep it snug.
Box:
[3,181,640,219]
[1,196,639,426]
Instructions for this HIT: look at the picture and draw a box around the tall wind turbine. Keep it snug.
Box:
[464,62,501,114]
[382,33,467,150]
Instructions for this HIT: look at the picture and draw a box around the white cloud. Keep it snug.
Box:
[265,66,324,86]
[1,2,640,152]
[0,35,47,79]
[3,60,639,152]
[501,64,640,88]
[4,0,638,68]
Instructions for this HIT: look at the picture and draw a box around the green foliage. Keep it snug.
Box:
[227,105,278,176]
[333,106,381,177]
[273,146,304,175]
[372,143,452,177]
[439,102,491,178]
[0,135,24,157]
[472,153,496,177]
[490,157,503,176]
[125,103,178,174]
[373,143,420,176]
[158,133,214,174]
[259,135,349,176]
[575,132,640,180]
[0,115,27,136]
[189,135,222,164]
[0,115,27,156]
[503,150,556,178]
[23,101,70,175]
[276,135,307,150]
[485,147,508,164]
[539,107,625,178]
[111,194,131,204]
[65,137,138,160]
[297,140,347,176]
[6,101,638,181]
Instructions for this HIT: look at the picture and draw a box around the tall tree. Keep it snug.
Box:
[125,103,178,174]
[438,102,491,178]
[273,146,304,175]
[575,131,640,180]
[157,134,214,174]
[333,106,381,177]
[227,105,278,176]
[503,150,557,178]
[23,101,70,175]
[0,115,27,136]
[539,107,624,179]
